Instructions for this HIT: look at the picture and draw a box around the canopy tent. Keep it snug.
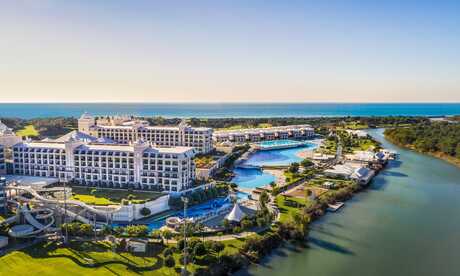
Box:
[225,203,246,222]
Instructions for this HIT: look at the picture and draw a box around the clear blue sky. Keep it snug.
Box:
[0,0,459,102]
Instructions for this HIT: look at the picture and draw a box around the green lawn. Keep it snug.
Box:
[0,241,170,275]
[71,187,164,206]
[0,239,246,275]
[276,195,312,223]
[16,125,39,137]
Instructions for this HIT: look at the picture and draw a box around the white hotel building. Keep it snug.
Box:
[78,113,213,154]
[213,125,315,144]
[0,145,5,175]
[12,135,196,192]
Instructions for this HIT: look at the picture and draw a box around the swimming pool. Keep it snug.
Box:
[245,141,317,167]
[231,141,317,189]
[257,139,306,150]
[232,167,276,189]
[114,192,249,231]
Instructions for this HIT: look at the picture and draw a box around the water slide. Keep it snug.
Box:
[7,185,121,218]
[14,194,93,224]
[8,206,55,238]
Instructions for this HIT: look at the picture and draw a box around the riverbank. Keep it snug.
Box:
[241,128,460,276]
[384,135,460,168]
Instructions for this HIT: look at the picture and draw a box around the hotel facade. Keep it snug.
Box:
[213,125,315,144]
[78,113,213,154]
[12,138,196,192]
[0,145,5,175]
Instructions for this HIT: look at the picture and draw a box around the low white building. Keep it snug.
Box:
[0,145,5,175]
[0,121,21,148]
[213,125,315,144]
[351,167,375,185]
[324,163,375,185]
[78,113,213,154]
[12,133,196,192]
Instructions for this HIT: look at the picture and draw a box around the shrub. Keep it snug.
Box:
[125,225,148,237]
[139,207,151,216]
[163,248,173,257]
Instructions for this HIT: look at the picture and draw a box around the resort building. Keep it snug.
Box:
[11,133,196,192]
[213,125,315,144]
[0,121,21,147]
[324,163,375,185]
[0,176,5,211]
[78,113,213,154]
[0,145,5,175]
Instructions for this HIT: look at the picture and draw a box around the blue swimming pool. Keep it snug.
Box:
[114,192,249,231]
[231,141,317,189]
[245,142,317,167]
[257,139,305,149]
[232,167,276,189]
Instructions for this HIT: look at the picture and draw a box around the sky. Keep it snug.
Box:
[0,0,459,103]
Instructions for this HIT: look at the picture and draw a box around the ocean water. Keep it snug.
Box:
[0,103,459,118]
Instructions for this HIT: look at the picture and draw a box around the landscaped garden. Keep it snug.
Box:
[16,124,39,137]
[70,187,164,206]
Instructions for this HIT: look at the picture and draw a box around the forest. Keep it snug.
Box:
[384,122,460,159]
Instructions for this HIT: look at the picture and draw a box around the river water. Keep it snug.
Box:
[238,128,460,276]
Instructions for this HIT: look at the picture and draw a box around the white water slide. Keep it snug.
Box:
[8,186,121,218]
[8,206,55,238]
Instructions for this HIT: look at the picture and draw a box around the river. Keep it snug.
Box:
[237,128,460,276]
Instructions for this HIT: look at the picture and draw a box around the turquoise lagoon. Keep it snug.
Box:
[232,141,317,189]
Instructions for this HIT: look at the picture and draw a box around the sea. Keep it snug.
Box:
[0,103,459,119]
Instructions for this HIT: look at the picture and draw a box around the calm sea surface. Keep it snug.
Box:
[237,129,460,276]
[0,103,459,118]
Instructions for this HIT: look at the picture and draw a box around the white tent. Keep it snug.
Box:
[225,203,246,222]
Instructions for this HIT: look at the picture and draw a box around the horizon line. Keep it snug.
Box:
[1,101,460,104]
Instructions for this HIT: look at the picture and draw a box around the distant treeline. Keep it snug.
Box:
[385,122,460,158]
[0,115,433,139]
[0,117,77,139]
[184,116,429,129]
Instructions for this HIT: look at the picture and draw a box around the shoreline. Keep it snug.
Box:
[384,135,460,168]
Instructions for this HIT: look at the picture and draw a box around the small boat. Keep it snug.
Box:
[327,202,345,212]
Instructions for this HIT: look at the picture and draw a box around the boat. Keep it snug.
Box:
[327,202,345,212]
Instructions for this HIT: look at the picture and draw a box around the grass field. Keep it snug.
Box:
[16,125,39,137]
[0,241,204,275]
[276,195,313,223]
[71,187,164,206]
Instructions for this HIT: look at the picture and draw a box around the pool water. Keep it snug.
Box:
[231,141,317,189]
[114,192,249,231]
[258,139,304,148]
[245,142,316,166]
[232,167,276,189]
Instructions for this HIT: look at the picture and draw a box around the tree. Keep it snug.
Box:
[300,159,314,168]
[117,238,127,252]
[212,241,225,260]
[288,162,300,173]
[193,242,207,256]
[150,230,163,243]
[259,191,269,209]
[162,229,172,245]
[139,207,151,217]
[223,219,230,230]
[164,255,176,275]
[163,248,173,257]
[240,218,252,230]
[79,223,93,236]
